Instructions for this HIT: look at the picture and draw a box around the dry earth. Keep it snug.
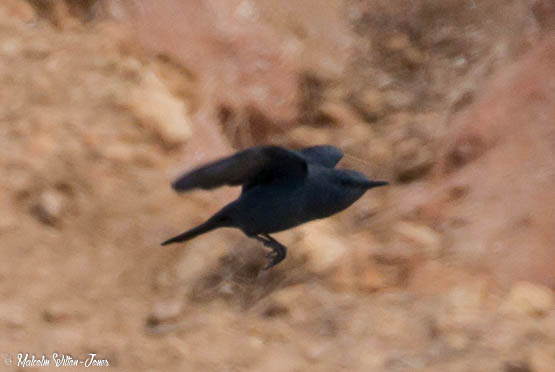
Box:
[0,1,553,371]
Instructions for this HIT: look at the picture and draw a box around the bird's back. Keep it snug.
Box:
[228,178,308,235]
[228,165,360,235]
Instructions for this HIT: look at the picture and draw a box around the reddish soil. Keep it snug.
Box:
[0,1,553,371]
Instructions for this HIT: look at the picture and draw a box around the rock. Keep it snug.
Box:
[352,88,386,121]
[393,137,434,182]
[269,285,306,306]
[0,192,17,232]
[416,36,555,287]
[0,0,36,23]
[318,99,364,127]
[132,145,161,167]
[443,332,471,351]
[386,111,413,137]
[102,144,135,163]
[503,360,531,372]
[147,300,183,325]
[0,210,16,232]
[337,122,375,150]
[287,126,332,149]
[412,112,444,141]
[42,303,86,324]
[357,264,386,292]
[347,194,382,225]
[386,33,411,51]
[23,39,51,59]
[350,232,386,291]
[326,262,355,291]
[317,231,386,292]
[372,236,416,266]
[261,285,306,318]
[0,304,25,328]
[366,136,393,171]
[394,221,442,259]
[446,281,489,312]
[125,70,192,146]
[118,0,356,125]
[296,221,349,274]
[43,306,70,323]
[410,261,479,296]
[434,280,490,350]
[501,282,554,317]
[260,302,289,318]
[384,90,414,111]
[33,189,65,225]
[0,38,22,58]
[529,345,555,372]
[174,232,236,294]
[532,0,555,31]
[402,47,426,66]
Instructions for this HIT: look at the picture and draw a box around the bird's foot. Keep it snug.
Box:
[254,235,287,270]
[263,247,285,270]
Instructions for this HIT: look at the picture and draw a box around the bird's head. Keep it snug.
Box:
[322,169,389,213]
[335,169,389,191]
[304,169,388,217]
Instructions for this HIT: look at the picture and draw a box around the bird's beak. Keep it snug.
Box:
[361,180,389,189]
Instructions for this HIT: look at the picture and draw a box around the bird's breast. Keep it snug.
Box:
[231,177,359,235]
[231,182,310,234]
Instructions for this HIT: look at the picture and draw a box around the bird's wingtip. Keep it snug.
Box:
[171,178,192,193]
[170,180,182,192]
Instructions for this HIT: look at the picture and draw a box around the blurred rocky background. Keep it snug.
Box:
[0,0,554,371]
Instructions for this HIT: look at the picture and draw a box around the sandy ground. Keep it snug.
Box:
[0,1,553,371]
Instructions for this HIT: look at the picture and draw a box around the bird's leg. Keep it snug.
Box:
[253,234,287,269]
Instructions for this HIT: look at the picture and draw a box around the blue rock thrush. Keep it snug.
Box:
[162,145,388,269]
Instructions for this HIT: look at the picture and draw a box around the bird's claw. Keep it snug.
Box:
[263,256,280,270]
[255,234,287,270]
[263,251,278,270]
[263,246,286,270]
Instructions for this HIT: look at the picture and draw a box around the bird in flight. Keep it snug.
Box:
[162,145,388,269]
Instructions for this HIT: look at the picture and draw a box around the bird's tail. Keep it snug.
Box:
[161,212,231,246]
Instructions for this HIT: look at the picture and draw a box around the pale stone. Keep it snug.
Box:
[501,281,554,317]
[296,221,349,273]
[0,304,25,328]
[357,264,386,292]
[394,221,442,258]
[288,126,332,148]
[150,300,183,323]
[34,190,65,225]
[356,88,386,119]
[126,70,192,146]
[319,99,364,127]
[387,33,411,51]
[384,90,414,110]
[529,345,555,372]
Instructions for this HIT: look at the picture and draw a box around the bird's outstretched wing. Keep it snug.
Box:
[172,146,308,192]
[296,145,343,168]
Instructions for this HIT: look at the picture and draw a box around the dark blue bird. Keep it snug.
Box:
[162,145,388,269]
